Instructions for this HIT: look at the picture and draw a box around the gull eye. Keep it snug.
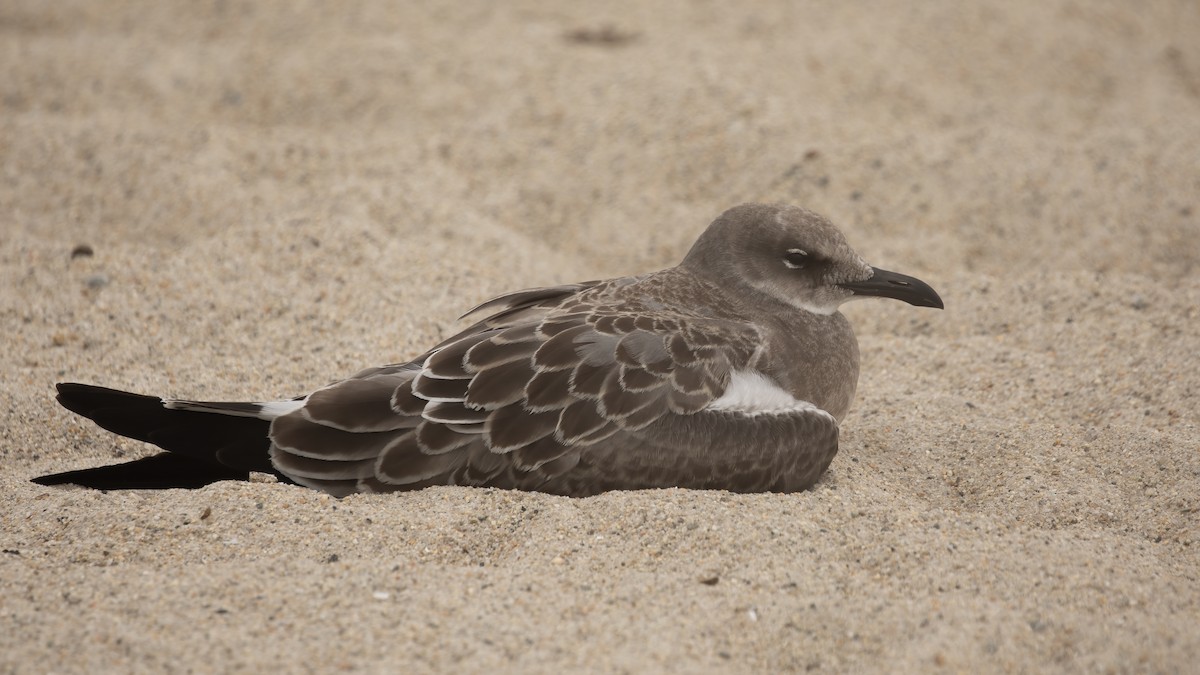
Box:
[783,248,809,270]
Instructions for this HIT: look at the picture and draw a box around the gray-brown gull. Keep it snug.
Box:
[37,203,943,497]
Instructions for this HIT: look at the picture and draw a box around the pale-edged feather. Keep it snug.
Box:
[599,381,665,420]
[667,334,700,364]
[618,365,662,392]
[531,323,592,370]
[483,322,541,346]
[303,375,419,432]
[614,330,671,367]
[391,380,428,415]
[423,330,495,379]
[523,368,575,411]
[376,434,467,485]
[345,361,422,380]
[454,444,509,485]
[571,420,620,445]
[537,449,582,477]
[669,363,710,394]
[415,420,476,454]
[484,404,558,452]
[464,358,536,410]
[411,372,470,403]
[573,331,621,366]
[269,446,378,480]
[612,395,668,430]
[535,312,593,338]
[591,313,639,335]
[270,411,403,461]
[511,435,574,471]
[635,315,670,333]
[457,283,600,322]
[556,400,613,445]
[667,388,717,415]
[421,400,490,425]
[463,334,539,371]
[568,361,617,399]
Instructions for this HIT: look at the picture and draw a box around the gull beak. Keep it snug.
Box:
[839,267,944,309]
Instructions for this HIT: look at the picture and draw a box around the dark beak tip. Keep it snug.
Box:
[840,267,944,310]
[908,289,944,311]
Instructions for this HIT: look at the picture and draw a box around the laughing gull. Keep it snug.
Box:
[37,203,943,497]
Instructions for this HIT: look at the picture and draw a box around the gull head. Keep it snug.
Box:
[683,203,944,315]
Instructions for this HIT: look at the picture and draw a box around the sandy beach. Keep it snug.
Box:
[3,1,1198,672]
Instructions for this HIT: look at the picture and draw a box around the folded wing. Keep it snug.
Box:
[266,280,771,495]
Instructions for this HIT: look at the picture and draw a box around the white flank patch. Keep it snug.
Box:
[706,370,832,418]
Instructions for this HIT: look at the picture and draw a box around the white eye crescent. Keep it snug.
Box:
[783,249,809,269]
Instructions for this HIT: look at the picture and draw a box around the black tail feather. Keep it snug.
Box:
[37,383,280,490]
[32,452,250,490]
